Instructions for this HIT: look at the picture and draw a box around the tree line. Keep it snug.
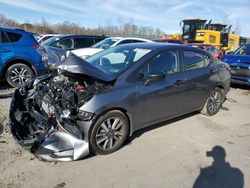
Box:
[0,14,163,39]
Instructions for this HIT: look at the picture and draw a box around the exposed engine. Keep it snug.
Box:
[9,48,115,161]
[10,72,107,148]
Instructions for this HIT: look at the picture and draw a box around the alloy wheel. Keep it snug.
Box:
[10,67,32,85]
[208,90,222,113]
[95,117,124,150]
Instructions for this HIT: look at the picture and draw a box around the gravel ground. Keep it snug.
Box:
[0,84,249,188]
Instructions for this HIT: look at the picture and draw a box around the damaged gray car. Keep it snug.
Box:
[9,43,231,161]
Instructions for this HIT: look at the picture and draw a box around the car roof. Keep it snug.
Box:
[118,42,207,52]
[54,34,106,39]
[0,27,34,35]
[106,36,152,42]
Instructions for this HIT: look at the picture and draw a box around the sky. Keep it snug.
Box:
[0,0,249,37]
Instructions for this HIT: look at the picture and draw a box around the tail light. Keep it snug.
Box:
[32,44,40,49]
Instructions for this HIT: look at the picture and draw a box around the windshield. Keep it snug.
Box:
[234,45,250,55]
[92,38,119,49]
[41,36,61,46]
[206,46,219,54]
[183,21,206,34]
[86,46,151,77]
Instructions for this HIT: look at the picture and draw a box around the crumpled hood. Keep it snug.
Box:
[38,46,115,83]
[58,52,115,82]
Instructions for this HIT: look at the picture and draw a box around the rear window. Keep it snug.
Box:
[0,31,22,43]
[6,31,22,42]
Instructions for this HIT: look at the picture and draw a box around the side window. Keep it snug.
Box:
[131,40,145,43]
[74,38,94,49]
[184,51,212,71]
[117,40,132,45]
[0,31,10,43]
[52,38,74,50]
[140,50,179,76]
[6,31,22,42]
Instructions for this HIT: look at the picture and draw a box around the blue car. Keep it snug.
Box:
[0,27,47,87]
[222,43,250,85]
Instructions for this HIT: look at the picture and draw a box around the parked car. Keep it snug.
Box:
[0,27,47,87]
[10,43,230,161]
[222,43,250,85]
[41,34,106,51]
[72,37,153,59]
[38,34,58,43]
[187,44,224,59]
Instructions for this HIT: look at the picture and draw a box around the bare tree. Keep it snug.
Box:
[0,14,163,39]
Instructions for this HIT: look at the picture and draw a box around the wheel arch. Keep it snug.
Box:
[215,83,225,94]
[89,107,133,140]
[2,58,37,79]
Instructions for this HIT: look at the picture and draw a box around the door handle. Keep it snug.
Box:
[175,80,185,85]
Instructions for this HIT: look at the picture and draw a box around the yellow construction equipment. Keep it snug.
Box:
[195,23,229,49]
[162,19,246,52]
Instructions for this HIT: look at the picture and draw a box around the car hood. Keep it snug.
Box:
[223,54,250,65]
[72,48,103,58]
[58,52,115,82]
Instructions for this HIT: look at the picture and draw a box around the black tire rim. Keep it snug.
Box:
[95,117,124,150]
[9,67,32,85]
[208,90,222,113]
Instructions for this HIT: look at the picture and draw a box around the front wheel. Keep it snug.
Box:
[6,63,34,88]
[201,87,223,116]
[89,110,129,155]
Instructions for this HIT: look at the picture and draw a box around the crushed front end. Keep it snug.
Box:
[9,73,102,161]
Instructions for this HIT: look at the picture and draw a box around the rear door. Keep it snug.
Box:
[0,31,16,68]
[182,50,214,111]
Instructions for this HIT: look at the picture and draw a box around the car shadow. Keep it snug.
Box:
[0,81,12,90]
[126,111,199,145]
[193,146,244,188]
[0,81,15,99]
[231,83,250,90]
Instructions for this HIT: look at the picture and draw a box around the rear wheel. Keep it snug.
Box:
[89,110,129,155]
[201,87,223,116]
[6,63,34,88]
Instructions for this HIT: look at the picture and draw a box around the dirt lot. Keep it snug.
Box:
[0,85,249,188]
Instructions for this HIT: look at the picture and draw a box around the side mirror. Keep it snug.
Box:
[226,51,233,54]
[144,72,165,86]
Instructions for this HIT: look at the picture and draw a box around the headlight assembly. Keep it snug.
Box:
[78,110,93,121]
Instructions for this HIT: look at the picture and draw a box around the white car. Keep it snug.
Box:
[72,37,153,59]
[38,34,58,43]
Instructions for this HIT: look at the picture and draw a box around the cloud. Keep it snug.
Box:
[0,0,249,36]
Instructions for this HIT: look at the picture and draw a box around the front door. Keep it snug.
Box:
[135,49,187,128]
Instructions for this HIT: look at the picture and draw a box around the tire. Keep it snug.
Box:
[89,110,129,155]
[6,63,34,88]
[201,87,223,116]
